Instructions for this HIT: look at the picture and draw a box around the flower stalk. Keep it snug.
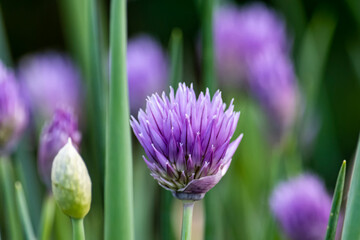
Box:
[181,201,195,240]
[106,0,134,239]
[201,0,215,93]
[72,218,85,240]
[39,194,56,240]
[0,157,21,240]
[14,182,36,240]
[0,6,11,65]
[169,28,183,88]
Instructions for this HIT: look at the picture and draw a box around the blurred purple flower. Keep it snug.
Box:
[214,3,288,85]
[214,3,298,139]
[270,174,332,240]
[38,108,81,189]
[247,48,298,138]
[19,52,83,120]
[0,62,27,154]
[131,83,242,200]
[127,35,168,113]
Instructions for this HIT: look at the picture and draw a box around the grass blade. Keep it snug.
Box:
[105,0,134,239]
[0,5,11,65]
[342,136,360,239]
[0,157,21,240]
[38,195,56,240]
[169,28,183,88]
[325,160,346,240]
[200,0,215,93]
[15,182,36,240]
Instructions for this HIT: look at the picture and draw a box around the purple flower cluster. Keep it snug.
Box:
[127,35,168,113]
[19,52,83,120]
[247,48,297,135]
[131,83,242,199]
[270,174,332,240]
[214,3,288,85]
[214,3,298,138]
[0,62,27,154]
[38,108,81,188]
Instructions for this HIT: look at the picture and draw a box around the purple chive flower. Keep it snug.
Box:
[127,35,168,113]
[270,174,332,240]
[247,48,298,138]
[130,83,243,200]
[0,62,27,154]
[214,3,288,85]
[38,108,81,188]
[19,52,83,120]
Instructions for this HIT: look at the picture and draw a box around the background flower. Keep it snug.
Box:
[0,62,27,154]
[214,3,288,86]
[270,174,332,240]
[127,35,168,114]
[38,108,81,189]
[18,52,83,121]
[247,48,298,139]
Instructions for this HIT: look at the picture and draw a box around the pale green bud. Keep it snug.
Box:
[51,138,91,219]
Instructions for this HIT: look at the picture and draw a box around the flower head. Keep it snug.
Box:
[51,139,91,219]
[38,109,81,189]
[0,62,27,154]
[19,52,83,120]
[270,174,332,240]
[214,3,288,85]
[131,83,242,200]
[247,48,297,138]
[127,35,168,113]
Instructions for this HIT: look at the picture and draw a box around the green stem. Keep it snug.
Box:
[169,28,183,88]
[201,0,215,93]
[39,194,56,240]
[160,190,174,240]
[181,202,194,240]
[0,5,12,65]
[71,218,85,240]
[15,134,42,232]
[325,160,346,240]
[14,182,36,240]
[54,206,72,240]
[105,0,134,239]
[87,0,105,177]
[0,157,21,240]
[342,136,360,239]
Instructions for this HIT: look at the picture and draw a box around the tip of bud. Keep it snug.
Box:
[51,140,91,219]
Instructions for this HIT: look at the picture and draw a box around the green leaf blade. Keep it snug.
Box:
[341,136,360,240]
[325,160,346,240]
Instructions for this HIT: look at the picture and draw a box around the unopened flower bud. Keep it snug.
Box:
[51,139,91,219]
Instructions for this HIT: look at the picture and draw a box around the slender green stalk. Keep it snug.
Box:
[105,0,134,239]
[14,182,36,240]
[201,0,215,93]
[39,194,56,240]
[15,134,42,232]
[169,28,183,88]
[0,5,12,65]
[342,136,360,240]
[71,218,85,240]
[54,206,72,240]
[160,190,174,240]
[87,0,105,175]
[0,157,21,240]
[325,160,346,240]
[181,202,195,240]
